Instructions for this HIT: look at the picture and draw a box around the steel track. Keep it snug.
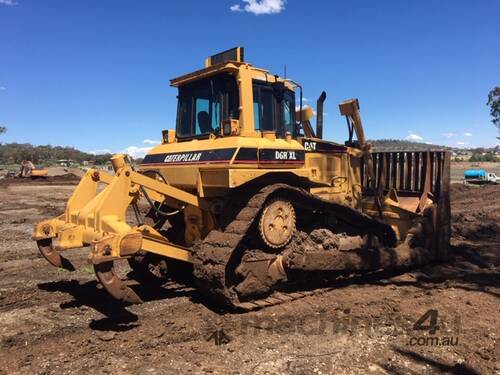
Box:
[191,183,396,311]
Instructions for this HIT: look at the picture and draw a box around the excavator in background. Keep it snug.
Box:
[19,160,48,179]
[33,47,451,310]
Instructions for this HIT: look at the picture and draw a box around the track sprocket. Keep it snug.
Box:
[258,198,296,249]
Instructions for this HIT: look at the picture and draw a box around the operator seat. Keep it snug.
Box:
[198,111,212,134]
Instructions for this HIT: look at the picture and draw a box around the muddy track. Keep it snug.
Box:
[193,183,423,310]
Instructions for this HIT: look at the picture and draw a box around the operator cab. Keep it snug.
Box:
[171,47,299,141]
[169,47,367,157]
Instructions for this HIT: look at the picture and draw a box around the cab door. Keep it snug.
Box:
[252,81,304,168]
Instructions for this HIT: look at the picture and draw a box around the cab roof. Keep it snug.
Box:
[170,47,297,90]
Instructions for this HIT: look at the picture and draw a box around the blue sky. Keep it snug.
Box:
[1,0,499,157]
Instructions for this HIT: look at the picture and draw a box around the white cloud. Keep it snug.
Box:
[0,0,17,5]
[143,139,160,145]
[88,149,112,155]
[405,131,423,142]
[121,146,152,159]
[230,0,285,15]
[90,140,160,159]
[456,141,467,146]
[464,132,472,137]
[443,132,455,139]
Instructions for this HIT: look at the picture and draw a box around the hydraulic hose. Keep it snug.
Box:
[124,155,184,218]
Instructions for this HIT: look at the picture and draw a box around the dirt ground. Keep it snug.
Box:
[0,179,498,375]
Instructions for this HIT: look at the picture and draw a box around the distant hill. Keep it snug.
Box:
[0,140,496,165]
[369,139,450,152]
[0,143,112,165]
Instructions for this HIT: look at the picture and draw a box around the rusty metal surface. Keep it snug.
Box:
[362,151,450,198]
[36,239,75,271]
[94,261,143,304]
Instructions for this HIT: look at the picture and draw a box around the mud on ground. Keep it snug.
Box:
[0,180,498,374]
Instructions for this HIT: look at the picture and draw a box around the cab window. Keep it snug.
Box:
[194,98,220,135]
[176,74,238,139]
[283,94,295,135]
[252,81,296,137]
[253,84,276,132]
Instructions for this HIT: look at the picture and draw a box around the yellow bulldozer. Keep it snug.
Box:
[33,47,451,310]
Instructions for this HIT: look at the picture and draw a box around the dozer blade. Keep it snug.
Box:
[94,261,143,304]
[36,238,75,271]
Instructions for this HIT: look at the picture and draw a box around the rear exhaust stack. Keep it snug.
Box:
[316,91,327,139]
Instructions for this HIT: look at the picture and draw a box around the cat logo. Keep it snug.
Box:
[304,141,317,152]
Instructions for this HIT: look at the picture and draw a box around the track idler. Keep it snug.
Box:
[36,239,75,271]
[94,261,143,304]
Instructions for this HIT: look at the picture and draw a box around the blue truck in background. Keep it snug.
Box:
[464,169,500,185]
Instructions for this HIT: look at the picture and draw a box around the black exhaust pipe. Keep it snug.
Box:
[316,91,327,139]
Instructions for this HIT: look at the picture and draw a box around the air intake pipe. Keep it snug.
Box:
[316,91,327,139]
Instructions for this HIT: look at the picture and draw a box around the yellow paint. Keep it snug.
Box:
[33,48,422,274]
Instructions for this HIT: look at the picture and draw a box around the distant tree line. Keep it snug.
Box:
[0,143,112,165]
[469,153,498,162]
[369,139,449,152]
[469,146,499,162]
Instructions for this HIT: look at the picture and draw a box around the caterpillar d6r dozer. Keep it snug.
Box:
[33,47,451,310]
